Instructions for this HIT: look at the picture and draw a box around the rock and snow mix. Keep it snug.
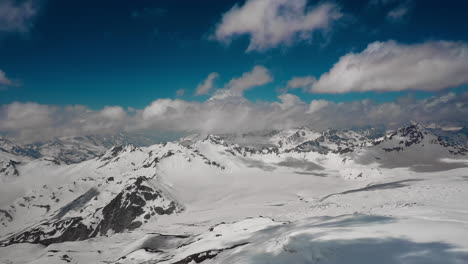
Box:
[1,124,468,263]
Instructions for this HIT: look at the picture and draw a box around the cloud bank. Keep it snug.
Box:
[214,0,342,52]
[2,91,467,143]
[312,40,468,93]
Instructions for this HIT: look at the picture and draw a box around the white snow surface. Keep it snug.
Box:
[1,126,468,263]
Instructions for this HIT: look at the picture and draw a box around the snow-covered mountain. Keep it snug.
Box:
[1,124,468,263]
[0,133,163,183]
[0,133,162,164]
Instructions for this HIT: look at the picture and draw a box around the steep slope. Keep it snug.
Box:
[0,145,184,246]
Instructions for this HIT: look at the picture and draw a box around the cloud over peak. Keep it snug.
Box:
[2,91,468,143]
[214,0,342,52]
[311,40,468,93]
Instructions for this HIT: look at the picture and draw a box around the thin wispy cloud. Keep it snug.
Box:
[0,69,17,89]
[369,0,412,22]
[0,0,39,34]
[210,66,272,100]
[176,89,185,97]
[195,72,219,95]
[286,76,317,92]
[387,5,409,21]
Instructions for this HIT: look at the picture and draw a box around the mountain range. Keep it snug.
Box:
[1,124,468,263]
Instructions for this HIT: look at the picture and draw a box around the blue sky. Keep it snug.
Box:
[1,0,468,141]
[0,0,467,109]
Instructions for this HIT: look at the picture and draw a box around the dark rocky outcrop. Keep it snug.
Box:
[172,242,249,264]
[0,217,93,246]
[0,160,21,177]
[0,177,181,247]
[94,176,178,235]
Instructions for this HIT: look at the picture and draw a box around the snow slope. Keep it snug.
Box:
[1,125,468,263]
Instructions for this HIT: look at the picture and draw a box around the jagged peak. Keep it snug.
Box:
[99,144,140,161]
[203,134,226,145]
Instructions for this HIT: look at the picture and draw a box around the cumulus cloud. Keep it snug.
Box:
[141,99,189,120]
[2,91,468,142]
[210,65,272,99]
[274,93,305,110]
[307,99,329,113]
[0,0,39,33]
[312,40,468,93]
[99,106,127,120]
[195,72,219,95]
[0,69,16,88]
[214,0,342,52]
[0,103,130,142]
[134,91,468,135]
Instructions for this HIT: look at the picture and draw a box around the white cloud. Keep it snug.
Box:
[214,0,342,52]
[286,76,316,92]
[0,103,129,142]
[0,0,39,33]
[2,91,468,143]
[210,65,272,100]
[307,99,329,113]
[0,102,52,131]
[275,93,305,110]
[195,72,219,95]
[99,106,127,120]
[0,69,15,88]
[142,99,189,120]
[312,40,468,93]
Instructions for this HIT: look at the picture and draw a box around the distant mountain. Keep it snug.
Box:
[32,133,163,164]
[428,126,468,147]
[1,133,164,163]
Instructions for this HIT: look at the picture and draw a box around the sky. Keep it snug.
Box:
[0,0,468,142]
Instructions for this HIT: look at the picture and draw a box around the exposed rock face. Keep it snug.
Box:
[94,176,178,235]
[0,217,93,246]
[0,160,20,177]
[375,125,427,148]
[171,242,250,264]
[292,140,330,154]
[0,177,181,246]
[374,124,467,155]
